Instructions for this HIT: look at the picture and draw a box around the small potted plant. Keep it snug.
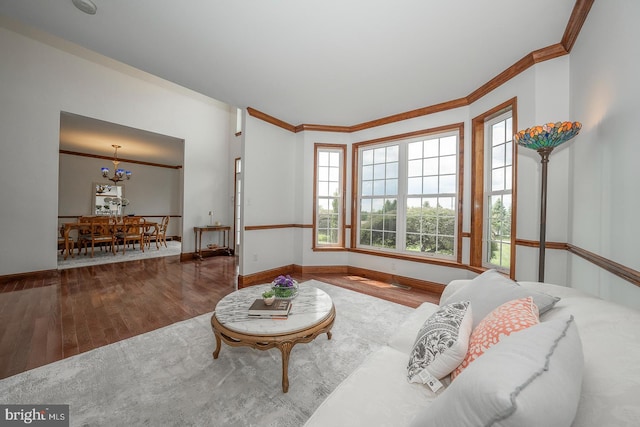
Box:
[262,289,276,306]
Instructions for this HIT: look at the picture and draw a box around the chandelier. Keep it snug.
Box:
[101,144,132,184]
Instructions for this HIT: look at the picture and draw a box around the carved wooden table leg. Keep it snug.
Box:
[327,331,332,340]
[212,331,222,359]
[279,341,294,393]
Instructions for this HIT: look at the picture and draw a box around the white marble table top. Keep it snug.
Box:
[214,283,334,335]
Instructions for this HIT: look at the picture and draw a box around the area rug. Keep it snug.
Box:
[57,240,182,270]
[0,280,414,426]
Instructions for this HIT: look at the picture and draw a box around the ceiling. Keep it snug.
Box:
[0,0,580,129]
[59,112,184,166]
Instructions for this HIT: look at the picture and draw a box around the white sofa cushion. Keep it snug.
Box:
[409,315,583,427]
[441,269,559,328]
[407,301,472,383]
[304,346,438,427]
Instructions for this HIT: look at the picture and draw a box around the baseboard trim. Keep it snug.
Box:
[239,264,445,295]
[0,269,59,286]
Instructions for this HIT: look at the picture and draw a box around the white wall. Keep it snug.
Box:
[0,20,232,275]
[240,115,297,276]
[568,1,640,309]
[240,35,639,310]
[239,58,576,288]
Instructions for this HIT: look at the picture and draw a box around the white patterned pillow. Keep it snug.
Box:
[407,301,472,384]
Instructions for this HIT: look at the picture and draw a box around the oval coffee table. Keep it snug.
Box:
[211,283,335,393]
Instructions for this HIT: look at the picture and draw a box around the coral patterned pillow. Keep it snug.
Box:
[451,297,539,380]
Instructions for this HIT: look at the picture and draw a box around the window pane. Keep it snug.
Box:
[440,155,456,175]
[386,145,399,162]
[362,149,374,165]
[423,158,438,174]
[424,139,438,157]
[408,159,422,177]
[492,168,504,191]
[362,181,373,196]
[408,177,422,194]
[362,165,374,180]
[440,136,457,155]
[374,147,386,163]
[373,180,385,196]
[328,182,339,197]
[438,196,455,211]
[329,151,339,166]
[423,176,438,193]
[318,182,329,197]
[440,175,456,193]
[318,151,329,166]
[374,164,386,180]
[492,144,505,168]
[329,166,339,182]
[318,166,329,181]
[386,179,398,195]
[387,162,399,179]
[408,141,422,159]
[407,197,422,209]
[492,121,506,145]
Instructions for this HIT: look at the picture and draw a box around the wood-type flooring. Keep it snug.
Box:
[0,255,440,380]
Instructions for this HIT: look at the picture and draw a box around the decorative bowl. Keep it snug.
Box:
[271,275,299,299]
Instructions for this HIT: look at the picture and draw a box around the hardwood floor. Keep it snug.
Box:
[0,255,440,380]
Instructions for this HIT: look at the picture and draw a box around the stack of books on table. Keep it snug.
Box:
[248,299,292,319]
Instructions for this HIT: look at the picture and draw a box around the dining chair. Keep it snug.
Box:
[58,224,69,255]
[145,215,169,249]
[78,218,116,258]
[116,216,146,254]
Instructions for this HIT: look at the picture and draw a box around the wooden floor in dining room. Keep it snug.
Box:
[0,255,440,380]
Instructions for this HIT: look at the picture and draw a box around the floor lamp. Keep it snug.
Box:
[514,121,582,282]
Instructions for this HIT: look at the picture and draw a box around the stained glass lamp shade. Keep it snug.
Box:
[514,121,581,282]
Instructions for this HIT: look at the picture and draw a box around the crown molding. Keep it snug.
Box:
[561,0,595,52]
[59,149,182,169]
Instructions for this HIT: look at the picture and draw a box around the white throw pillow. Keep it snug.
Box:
[441,269,559,328]
[409,315,584,427]
[407,301,472,384]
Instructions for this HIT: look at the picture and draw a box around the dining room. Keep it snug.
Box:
[57,112,185,268]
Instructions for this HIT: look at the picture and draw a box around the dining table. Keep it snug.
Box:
[62,218,158,259]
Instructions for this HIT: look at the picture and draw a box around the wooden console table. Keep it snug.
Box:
[193,225,233,259]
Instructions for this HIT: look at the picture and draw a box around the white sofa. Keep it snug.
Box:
[305,277,640,427]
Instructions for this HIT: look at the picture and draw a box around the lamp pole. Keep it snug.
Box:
[537,147,553,282]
